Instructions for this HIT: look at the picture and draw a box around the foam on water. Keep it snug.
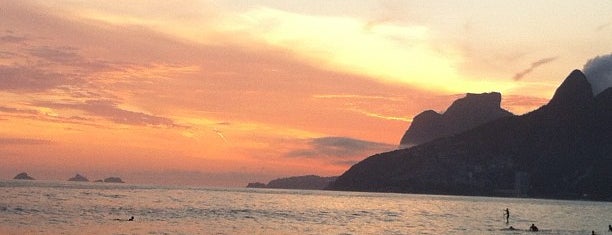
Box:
[0,180,611,234]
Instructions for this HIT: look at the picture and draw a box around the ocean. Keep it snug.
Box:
[0,180,610,235]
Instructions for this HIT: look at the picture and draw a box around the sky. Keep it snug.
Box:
[1,0,611,186]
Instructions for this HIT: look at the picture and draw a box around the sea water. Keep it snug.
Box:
[0,180,610,235]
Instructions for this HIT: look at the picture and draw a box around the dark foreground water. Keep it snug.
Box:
[0,180,610,234]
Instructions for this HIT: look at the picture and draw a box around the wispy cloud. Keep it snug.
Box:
[36,100,181,127]
[0,138,52,145]
[513,56,558,81]
[28,46,82,63]
[595,22,610,32]
[0,106,39,115]
[313,94,403,102]
[350,108,412,122]
[213,129,228,144]
[363,17,393,32]
[364,0,413,32]
[313,94,413,122]
[285,136,395,165]
[0,34,28,44]
[0,65,74,91]
[0,104,105,128]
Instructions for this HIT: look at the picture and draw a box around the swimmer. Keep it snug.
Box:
[529,223,539,232]
[113,216,134,221]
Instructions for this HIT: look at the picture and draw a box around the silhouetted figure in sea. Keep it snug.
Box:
[114,216,134,221]
[608,224,611,231]
[529,223,539,232]
[592,230,596,235]
[504,208,510,224]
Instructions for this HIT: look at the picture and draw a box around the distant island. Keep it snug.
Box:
[10,173,125,183]
[329,70,612,201]
[67,174,89,182]
[247,175,337,190]
[13,172,35,180]
[91,177,125,183]
[101,177,124,183]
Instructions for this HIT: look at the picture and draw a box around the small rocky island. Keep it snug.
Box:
[13,172,35,180]
[102,177,124,183]
[67,174,89,182]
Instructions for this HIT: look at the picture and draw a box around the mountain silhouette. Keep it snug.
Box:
[329,70,612,200]
[247,175,337,190]
[399,92,513,148]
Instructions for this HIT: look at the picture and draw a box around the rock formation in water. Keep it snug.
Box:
[246,182,267,188]
[399,92,513,148]
[267,175,338,190]
[13,172,35,180]
[103,177,124,183]
[247,175,338,190]
[67,174,89,182]
[329,70,612,201]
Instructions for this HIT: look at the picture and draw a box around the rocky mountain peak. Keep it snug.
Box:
[445,92,503,117]
[547,69,593,108]
[399,92,513,148]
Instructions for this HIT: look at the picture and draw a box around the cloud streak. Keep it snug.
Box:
[513,56,558,81]
[285,136,396,165]
[213,129,228,144]
[350,108,412,122]
[0,106,39,115]
[0,65,72,91]
[28,46,82,63]
[0,34,27,44]
[0,138,52,145]
[36,100,180,127]
[595,22,610,32]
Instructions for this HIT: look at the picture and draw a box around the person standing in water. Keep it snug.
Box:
[504,208,510,224]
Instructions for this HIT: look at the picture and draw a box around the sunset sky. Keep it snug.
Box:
[1,0,611,186]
